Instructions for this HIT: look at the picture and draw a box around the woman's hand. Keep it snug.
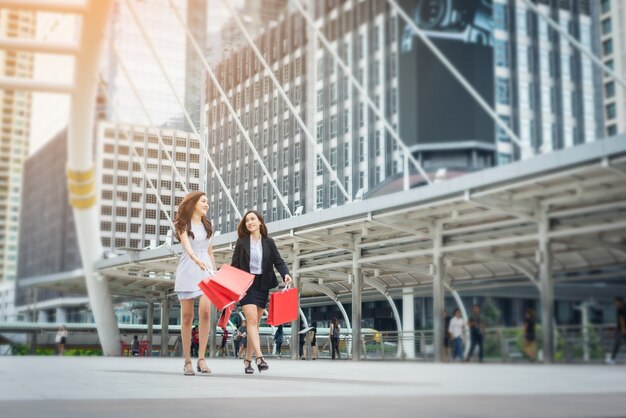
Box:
[284,274,292,285]
[193,257,207,271]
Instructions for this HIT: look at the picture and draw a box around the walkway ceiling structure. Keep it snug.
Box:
[89,138,626,302]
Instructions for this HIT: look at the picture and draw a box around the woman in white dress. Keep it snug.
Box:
[174,191,216,375]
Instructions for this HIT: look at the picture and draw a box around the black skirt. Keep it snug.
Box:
[239,275,269,309]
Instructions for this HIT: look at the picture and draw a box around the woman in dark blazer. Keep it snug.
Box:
[231,209,291,374]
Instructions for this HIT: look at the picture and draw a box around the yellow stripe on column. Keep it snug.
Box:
[67,166,97,210]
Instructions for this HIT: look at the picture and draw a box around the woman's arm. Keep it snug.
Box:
[208,241,217,273]
[230,239,242,269]
[180,230,206,271]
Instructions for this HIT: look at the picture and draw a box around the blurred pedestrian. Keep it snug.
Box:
[329,318,341,360]
[305,321,318,360]
[191,326,199,357]
[448,308,465,361]
[523,308,536,361]
[55,325,68,356]
[237,320,248,359]
[465,304,485,363]
[131,335,140,356]
[443,310,451,362]
[274,325,284,357]
[299,322,306,359]
[607,297,626,364]
[219,327,229,357]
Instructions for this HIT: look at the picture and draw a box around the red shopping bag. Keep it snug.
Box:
[199,264,255,310]
[210,264,255,301]
[217,305,233,328]
[266,287,299,326]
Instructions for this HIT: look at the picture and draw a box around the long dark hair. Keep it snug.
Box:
[237,209,268,238]
[331,318,339,328]
[173,191,212,241]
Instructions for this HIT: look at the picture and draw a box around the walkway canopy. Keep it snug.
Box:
[84,137,626,362]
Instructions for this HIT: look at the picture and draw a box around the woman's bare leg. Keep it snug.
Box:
[180,298,195,369]
[197,295,212,371]
[242,304,263,360]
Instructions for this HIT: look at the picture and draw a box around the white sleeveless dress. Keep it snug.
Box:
[175,223,215,299]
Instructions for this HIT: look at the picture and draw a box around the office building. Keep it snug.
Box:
[205,0,601,233]
[0,7,35,321]
[596,0,626,137]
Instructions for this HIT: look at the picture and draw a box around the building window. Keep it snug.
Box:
[375,166,382,184]
[607,125,617,136]
[359,136,365,161]
[330,115,337,137]
[496,78,510,105]
[344,143,350,167]
[606,103,616,119]
[497,116,511,143]
[602,18,612,35]
[316,121,324,143]
[317,155,323,175]
[330,183,337,205]
[359,171,365,189]
[359,103,364,127]
[603,39,613,55]
[494,3,508,30]
[295,142,301,162]
[294,171,300,192]
[317,90,324,112]
[316,185,323,208]
[495,40,508,68]
[601,0,610,14]
[330,147,337,170]
[605,81,615,99]
[330,82,337,105]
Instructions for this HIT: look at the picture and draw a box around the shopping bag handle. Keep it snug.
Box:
[282,282,292,292]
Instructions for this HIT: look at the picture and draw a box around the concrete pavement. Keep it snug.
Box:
[0,356,624,417]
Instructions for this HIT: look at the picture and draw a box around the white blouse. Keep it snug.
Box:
[249,236,263,274]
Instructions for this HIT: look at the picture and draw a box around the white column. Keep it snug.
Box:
[68,0,119,356]
[160,299,170,357]
[538,209,555,363]
[55,307,67,324]
[37,310,48,323]
[146,302,154,356]
[291,242,301,360]
[351,238,362,361]
[432,223,445,362]
[402,288,415,359]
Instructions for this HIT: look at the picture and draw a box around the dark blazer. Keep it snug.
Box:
[230,236,290,291]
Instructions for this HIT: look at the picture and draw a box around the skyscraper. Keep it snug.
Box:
[0,7,35,321]
[204,0,601,234]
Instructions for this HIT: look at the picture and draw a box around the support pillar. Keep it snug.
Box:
[160,298,169,357]
[56,307,67,324]
[351,238,362,361]
[146,301,154,356]
[291,242,301,360]
[432,223,445,362]
[209,303,217,358]
[538,209,555,363]
[402,288,415,359]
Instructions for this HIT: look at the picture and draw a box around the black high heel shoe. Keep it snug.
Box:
[256,357,269,372]
[244,359,254,374]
